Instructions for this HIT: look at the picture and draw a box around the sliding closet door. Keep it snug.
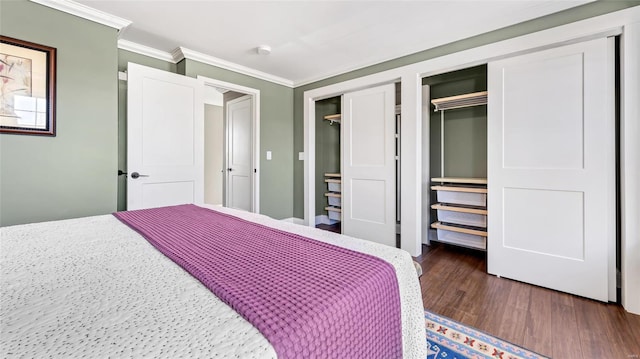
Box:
[342,84,396,247]
[127,63,204,210]
[487,38,615,301]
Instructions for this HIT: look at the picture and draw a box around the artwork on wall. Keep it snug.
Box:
[0,36,56,136]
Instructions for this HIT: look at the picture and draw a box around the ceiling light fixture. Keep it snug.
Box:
[256,45,271,56]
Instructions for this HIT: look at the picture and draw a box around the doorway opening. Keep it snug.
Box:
[200,76,260,213]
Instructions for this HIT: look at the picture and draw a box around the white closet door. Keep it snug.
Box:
[127,63,204,210]
[487,38,615,301]
[342,84,396,247]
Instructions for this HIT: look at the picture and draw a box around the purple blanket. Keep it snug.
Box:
[114,204,402,358]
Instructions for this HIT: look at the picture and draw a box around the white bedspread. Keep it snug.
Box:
[1,205,425,358]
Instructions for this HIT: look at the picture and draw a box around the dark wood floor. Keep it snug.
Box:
[316,223,341,233]
[416,242,640,359]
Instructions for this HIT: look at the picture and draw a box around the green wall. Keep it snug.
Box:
[117,49,178,211]
[182,59,294,219]
[2,0,638,225]
[424,65,487,179]
[315,97,341,216]
[116,54,295,219]
[0,0,118,226]
[292,0,640,219]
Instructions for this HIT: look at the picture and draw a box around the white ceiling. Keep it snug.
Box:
[72,0,592,86]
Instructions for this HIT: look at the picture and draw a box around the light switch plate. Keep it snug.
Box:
[266,151,272,160]
[298,152,304,161]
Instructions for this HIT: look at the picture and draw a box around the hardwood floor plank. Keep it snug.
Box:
[550,292,584,358]
[623,310,640,358]
[521,286,553,357]
[574,297,621,358]
[594,302,640,358]
[493,281,529,345]
[417,242,640,359]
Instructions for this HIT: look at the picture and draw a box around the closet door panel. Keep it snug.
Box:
[342,84,396,247]
[502,53,584,169]
[487,37,615,302]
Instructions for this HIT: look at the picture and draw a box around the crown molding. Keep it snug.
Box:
[175,47,295,88]
[118,40,176,64]
[171,47,186,63]
[29,0,131,30]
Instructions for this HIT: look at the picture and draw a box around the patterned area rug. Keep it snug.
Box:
[425,311,549,359]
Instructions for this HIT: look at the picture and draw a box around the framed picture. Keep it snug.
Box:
[0,36,56,136]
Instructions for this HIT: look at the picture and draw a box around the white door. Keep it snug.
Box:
[127,63,204,210]
[487,38,615,301]
[226,95,252,211]
[342,84,396,247]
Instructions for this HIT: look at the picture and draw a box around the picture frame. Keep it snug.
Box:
[0,36,56,136]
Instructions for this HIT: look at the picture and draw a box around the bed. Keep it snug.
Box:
[1,204,426,358]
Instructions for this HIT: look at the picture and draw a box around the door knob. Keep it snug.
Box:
[227,168,233,172]
[130,172,149,179]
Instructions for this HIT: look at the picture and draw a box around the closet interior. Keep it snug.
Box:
[314,96,342,232]
[423,65,488,251]
[315,83,402,241]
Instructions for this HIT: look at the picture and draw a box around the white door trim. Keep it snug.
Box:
[198,76,260,213]
[303,7,640,313]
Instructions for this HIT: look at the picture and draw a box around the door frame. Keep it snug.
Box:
[199,76,260,213]
[303,8,640,313]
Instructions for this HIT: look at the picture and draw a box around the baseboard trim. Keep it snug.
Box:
[280,217,305,225]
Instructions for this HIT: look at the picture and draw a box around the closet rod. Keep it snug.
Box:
[432,90,488,178]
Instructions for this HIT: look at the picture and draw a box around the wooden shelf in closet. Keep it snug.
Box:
[431,91,488,111]
[431,185,487,194]
[431,177,487,185]
[431,203,487,215]
[431,222,487,237]
[324,172,342,221]
[430,177,488,251]
[324,114,341,125]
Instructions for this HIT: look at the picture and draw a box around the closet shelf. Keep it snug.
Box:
[325,193,342,198]
[431,177,487,185]
[431,222,487,237]
[325,179,341,184]
[429,233,487,251]
[325,206,342,213]
[431,91,487,111]
[324,114,341,125]
[324,173,341,178]
[431,203,487,215]
[431,185,487,194]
